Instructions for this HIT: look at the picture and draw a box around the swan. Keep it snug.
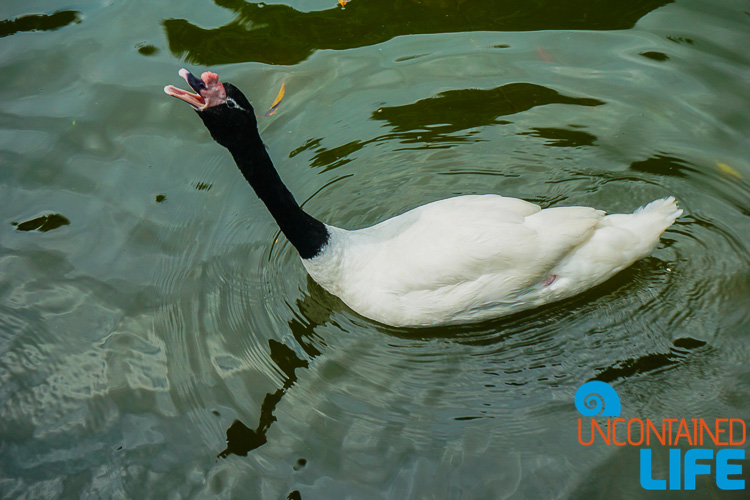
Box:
[165,69,682,327]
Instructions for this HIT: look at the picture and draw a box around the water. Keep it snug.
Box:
[2,0,749,498]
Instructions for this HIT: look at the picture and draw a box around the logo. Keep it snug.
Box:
[575,381,621,417]
[574,381,746,491]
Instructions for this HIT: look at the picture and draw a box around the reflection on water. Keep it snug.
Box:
[219,339,308,458]
[287,83,605,170]
[0,10,81,39]
[592,336,708,383]
[2,0,750,497]
[372,83,604,142]
[631,154,694,178]
[163,0,673,65]
[12,213,70,232]
[521,127,598,148]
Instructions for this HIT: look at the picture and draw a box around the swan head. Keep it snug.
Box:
[165,69,257,151]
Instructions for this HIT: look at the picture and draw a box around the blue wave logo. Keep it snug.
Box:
[575,381,621,417]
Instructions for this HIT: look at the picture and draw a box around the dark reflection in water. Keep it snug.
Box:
[640,50,670,62]
[193,182,213,191]
[218,339,308,458]
[630,154,694,178]
[136,42,159,56]
[296,83,605,170]
[0,10,81,38]
[12,213,70,232]
[521,127,598,148]
[592,337,708,383]
[373,83,605,140]
[163,0,672,65]
[217,278,342,458]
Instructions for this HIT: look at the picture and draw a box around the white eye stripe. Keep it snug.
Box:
[225,97,245,110]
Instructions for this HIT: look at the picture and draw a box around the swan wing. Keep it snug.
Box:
[307,195,605,324]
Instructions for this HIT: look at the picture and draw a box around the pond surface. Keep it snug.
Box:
[2,0,750,498]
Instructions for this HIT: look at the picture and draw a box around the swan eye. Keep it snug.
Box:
[225,97,242,110]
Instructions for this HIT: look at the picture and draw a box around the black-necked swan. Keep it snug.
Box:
[165,69,682,328]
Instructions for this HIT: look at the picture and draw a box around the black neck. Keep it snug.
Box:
[229,133,329,259]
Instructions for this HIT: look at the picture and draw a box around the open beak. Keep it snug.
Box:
[164,69,226,110]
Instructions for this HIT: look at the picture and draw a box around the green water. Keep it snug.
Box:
[2,0,750,498]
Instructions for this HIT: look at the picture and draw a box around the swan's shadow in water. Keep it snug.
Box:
[217,277,338,458]
[218,339,308,458]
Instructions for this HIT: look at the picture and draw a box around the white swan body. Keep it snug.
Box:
[303,195,682,327]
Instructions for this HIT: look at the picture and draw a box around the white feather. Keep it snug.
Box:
[302,194,682,327]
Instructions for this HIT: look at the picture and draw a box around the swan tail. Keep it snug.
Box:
[597,196,681,260]
[554,197,682,288]
[630,196,683,239]
[635,196,683,223]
